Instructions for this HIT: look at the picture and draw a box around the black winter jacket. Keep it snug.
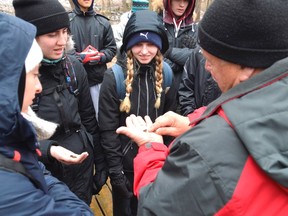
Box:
[37,55,99,149]
[164,23,198,72]
[69,1,116,86]
[178,47,221,116]
[35,54,100,203]
[99,63,177,175]
[162,0,198,74]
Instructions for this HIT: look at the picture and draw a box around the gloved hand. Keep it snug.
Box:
[110,172,133,198]
[89,52,105,65]
[93,146,108,194]
[79,51,100,64]
[77,45,100,65]
[92,168,108,195]
[180,34,197,49]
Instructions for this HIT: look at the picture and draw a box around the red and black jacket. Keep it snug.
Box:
[134,57,288,215]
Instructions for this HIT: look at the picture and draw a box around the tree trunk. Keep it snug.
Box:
[194,0,202,22]
[122,0,129,12]
[68,0,74,10]
[206,0,214,9]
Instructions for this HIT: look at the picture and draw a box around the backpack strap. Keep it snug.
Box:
[33,86,71,134]
[63,56,79,97]
[32,57,78,134]
[163,62,173,90]
[0,153,42,189]
[112,64,126,100]
[111,62,173,101]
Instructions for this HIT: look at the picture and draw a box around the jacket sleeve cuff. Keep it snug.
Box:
[39,140,59,164]
[134,142,169,197]
[138,142,167,153]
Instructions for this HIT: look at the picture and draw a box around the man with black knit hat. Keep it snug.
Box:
[115,0,288,215]
[13,0,106,206]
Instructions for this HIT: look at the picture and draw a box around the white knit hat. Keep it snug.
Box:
[25,39,43,73]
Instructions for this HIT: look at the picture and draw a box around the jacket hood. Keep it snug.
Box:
[163,0,195,26]
[0,13,38,148]
[193,57,288,189]
[72,0,95,15]
[121,10,169,54]
[0,13,47,192]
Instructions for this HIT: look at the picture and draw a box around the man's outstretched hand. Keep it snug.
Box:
[149,111,191,137]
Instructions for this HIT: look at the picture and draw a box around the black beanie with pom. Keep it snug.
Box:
[13,0,69,36]
[198,0,288,68]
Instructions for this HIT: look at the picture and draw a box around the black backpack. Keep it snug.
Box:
[31,56,79,134]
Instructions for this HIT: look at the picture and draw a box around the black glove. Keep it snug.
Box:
[180,34,197,49]
[110,172,133,198]
[92,152,108,195]
[92,168,108,195]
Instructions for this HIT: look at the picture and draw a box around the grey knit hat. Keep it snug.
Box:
[198,0,288,68]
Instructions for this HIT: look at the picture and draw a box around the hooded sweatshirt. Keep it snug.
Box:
[154,0,198,104]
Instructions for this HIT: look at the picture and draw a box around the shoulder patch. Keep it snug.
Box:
[68,11,76,21]
[95,13,110,21]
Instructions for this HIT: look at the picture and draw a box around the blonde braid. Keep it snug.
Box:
[120,50,134,113]
[154,50,163,109]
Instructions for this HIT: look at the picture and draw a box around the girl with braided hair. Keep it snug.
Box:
[120,49,164,113]
[99,10,178,216]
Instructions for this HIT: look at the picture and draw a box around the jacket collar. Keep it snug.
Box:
[72,0,95,16]
[191,57,288,125]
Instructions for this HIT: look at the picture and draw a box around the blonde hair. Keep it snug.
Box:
[119,50,164,113]
[150,0,164,14]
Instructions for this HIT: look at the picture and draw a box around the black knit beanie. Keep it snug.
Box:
[13,0,69,36]
[198,0,288,68]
